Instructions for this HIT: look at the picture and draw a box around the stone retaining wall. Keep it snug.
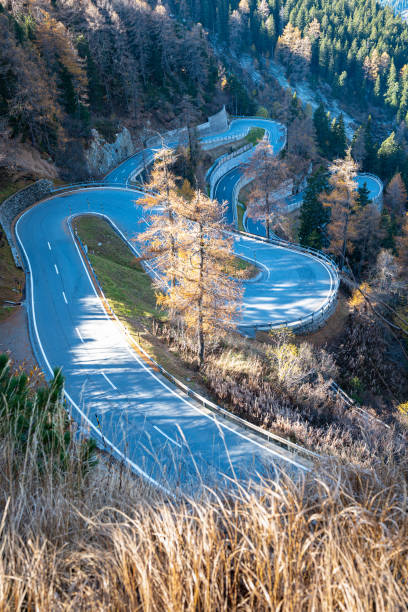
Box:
[145,107,230,148]
[0,180,53,267]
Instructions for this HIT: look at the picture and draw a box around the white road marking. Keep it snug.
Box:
[16,132,323,485]
[62,291,68,304]
[153,425,182,448]
[102,371,117,390]
[14,213,168,495]
[48,241,51,250]
[54,264,59,275]
[76,327,84,343]
[68,217,312,471]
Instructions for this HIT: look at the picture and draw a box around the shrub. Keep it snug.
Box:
[0,354,97,475]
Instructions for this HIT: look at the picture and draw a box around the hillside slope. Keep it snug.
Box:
[0,0,233,181]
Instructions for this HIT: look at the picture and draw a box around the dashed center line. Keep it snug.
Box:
[76,327,84,343]
[62,291,68,304]
[102,371,117,390]
[153,425,182,448]
[48,241,51,250]
[54,264,59,275]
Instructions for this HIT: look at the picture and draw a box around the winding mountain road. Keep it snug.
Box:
[15,117,338,491]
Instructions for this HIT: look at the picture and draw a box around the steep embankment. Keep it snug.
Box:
[0,0,237,183]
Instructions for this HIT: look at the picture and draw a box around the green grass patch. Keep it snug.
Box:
[227,257,257,280]
[237,202,246,232]
[74,215,210,392]
[245,127,265,146]
[74,216,164,322]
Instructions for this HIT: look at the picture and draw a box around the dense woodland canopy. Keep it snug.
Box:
[3,0,408,177]
[0,0,228,175]
[169,0,408,122]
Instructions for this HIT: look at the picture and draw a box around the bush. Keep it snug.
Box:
[256,105,269,118]
[0,354,97,475]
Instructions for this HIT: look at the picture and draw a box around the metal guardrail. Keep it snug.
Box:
[201,131,249,151]
[207,144,253,198]
[205,139,250,181]
[51,182,144,193]
[69,215,319,465]
[330,381,392,429]
[225,152,339,335]
[228,227,340,333]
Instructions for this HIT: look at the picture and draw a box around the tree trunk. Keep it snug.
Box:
[340,208,350,271]
[197,225,205,367]
[164,160,176,288]
[266,196,271,241]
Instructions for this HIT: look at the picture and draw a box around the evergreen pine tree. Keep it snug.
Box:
[313,103,331,157]
[288,91,300,124]
[351,126,366,166]
[355,183,372,209]
[374,74,382,100]
[363,116,378,173]
[377,132,403,181]
[385,59,399,109]
[330,113,347,158]
[399,66,408,119]
[298,167,330,249]
[321,151,359,269]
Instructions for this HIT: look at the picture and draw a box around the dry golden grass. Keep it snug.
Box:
[0,414,407,611]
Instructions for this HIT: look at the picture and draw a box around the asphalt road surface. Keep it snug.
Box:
[15,118,337,492]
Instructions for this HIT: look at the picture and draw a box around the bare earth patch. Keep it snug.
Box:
[0,306,40,377]
[296,290,350,348]
[255,290,350,348]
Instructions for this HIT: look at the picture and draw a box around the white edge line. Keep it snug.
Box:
[15,211,171,496]
[153,425,182,449]
[102,371,117,390]
[67,211,310,472]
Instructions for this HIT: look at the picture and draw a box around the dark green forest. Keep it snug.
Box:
[4,0,408,182]
[0,0,227,177]
[169,0,408,122]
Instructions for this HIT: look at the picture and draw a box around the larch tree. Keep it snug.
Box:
[349,202,383,278]
[275,22,311,80]
[245,139,289,240]
[159,191,242,366]
[137,146,184,288]
[397,213,408,273]
[385,173,407,217]
[321,151,359,269]
[372,249,401,295]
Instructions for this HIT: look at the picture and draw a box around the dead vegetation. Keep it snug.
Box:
[155,321,407,468]
[74,215,408,469]
[0,373,407,610]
